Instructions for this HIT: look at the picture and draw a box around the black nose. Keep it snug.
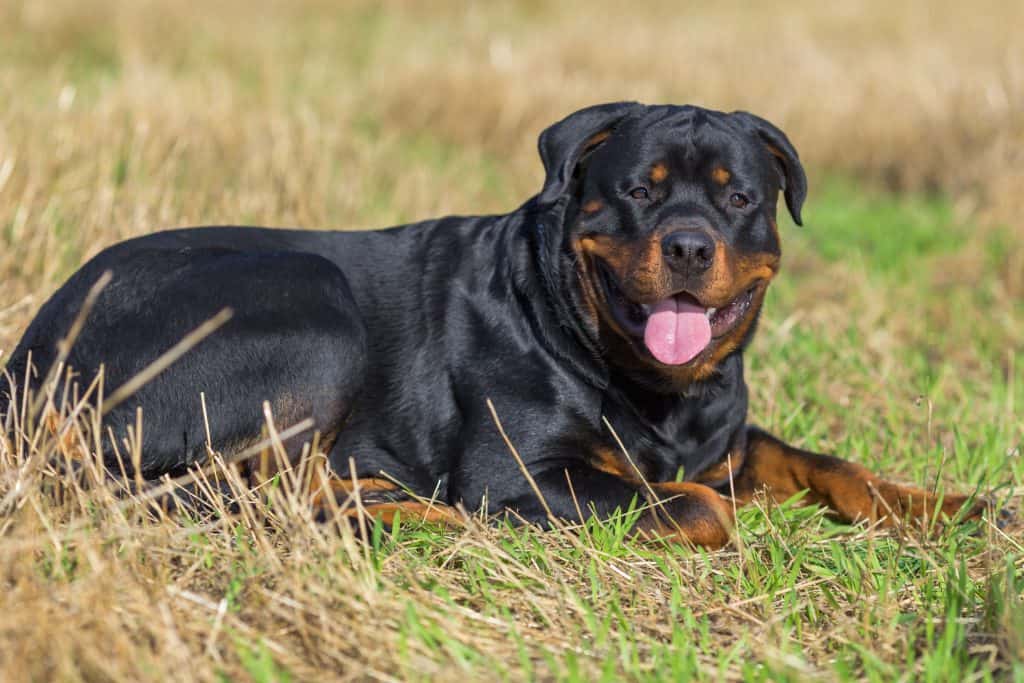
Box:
[661,231,715,273]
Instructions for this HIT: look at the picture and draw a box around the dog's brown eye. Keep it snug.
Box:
[629,187,649,200]
[729,192,750,209]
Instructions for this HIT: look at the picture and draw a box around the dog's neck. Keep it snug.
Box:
[512,197,612,390]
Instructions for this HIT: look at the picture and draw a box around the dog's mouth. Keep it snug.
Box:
[597,263,758,366]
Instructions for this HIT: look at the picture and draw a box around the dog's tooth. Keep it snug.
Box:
[705,307,716,318]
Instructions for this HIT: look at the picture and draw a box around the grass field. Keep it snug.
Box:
[1,1,1022,681]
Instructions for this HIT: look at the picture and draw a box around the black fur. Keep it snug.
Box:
[2,102,806,524]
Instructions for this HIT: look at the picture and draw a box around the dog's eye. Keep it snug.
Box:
[729,192,750,209]
[628,187,649,200]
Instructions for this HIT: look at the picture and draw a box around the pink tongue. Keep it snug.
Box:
[643,296,711,365]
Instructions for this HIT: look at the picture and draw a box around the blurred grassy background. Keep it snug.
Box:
[0,1,1022,681]
[1,0,1021,351]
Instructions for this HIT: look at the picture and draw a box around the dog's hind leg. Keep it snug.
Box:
[308,475,464,529]
[4,247,368,482]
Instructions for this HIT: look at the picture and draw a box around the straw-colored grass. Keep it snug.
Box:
[1,1,1022,680]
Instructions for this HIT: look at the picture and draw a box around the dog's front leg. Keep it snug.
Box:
[491,464,736,549]
[726,426,986,528]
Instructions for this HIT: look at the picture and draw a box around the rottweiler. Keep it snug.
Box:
[1,102,989,547]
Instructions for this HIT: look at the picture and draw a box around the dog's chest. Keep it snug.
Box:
[600,369,747,482]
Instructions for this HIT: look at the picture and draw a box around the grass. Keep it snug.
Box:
[1,1,1022,681]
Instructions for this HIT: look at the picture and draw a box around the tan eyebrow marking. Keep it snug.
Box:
[711,166,731,185]
[649,163,668,183]
[581,199,603,214]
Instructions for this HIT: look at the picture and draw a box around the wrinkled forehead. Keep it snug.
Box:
[589,109,765,178]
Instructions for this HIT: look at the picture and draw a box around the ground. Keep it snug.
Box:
[0,1,1022,680]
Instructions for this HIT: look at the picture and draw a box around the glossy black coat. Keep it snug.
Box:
[2,102,807,524]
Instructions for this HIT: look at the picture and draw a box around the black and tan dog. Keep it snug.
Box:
[1,103,987,547]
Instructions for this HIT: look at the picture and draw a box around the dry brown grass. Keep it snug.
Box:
[1,1,1022,304]
[0,1,1022,680]
[2,390,1017,682]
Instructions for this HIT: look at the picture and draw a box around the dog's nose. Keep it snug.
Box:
[661,231,715,273]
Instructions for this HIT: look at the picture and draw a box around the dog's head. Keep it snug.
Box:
[538,102,806,390]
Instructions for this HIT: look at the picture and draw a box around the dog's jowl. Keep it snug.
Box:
[1,103,991,547]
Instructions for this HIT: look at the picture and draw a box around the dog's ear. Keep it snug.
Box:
[537,102,640,205]
[730,111,808,226]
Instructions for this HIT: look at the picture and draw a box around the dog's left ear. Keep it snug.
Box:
[537,102,640,205]
[731,111,808,226]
